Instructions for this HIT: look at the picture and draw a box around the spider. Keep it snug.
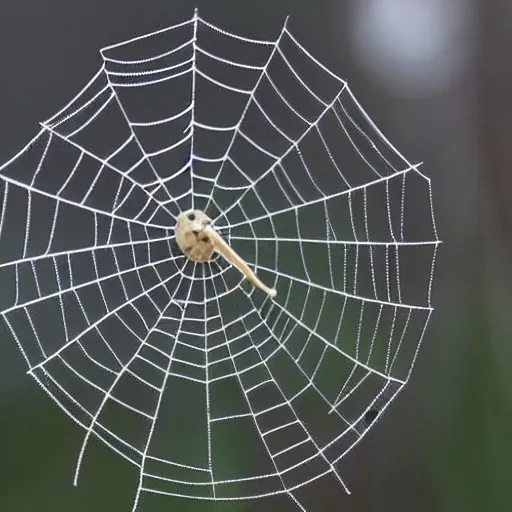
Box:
[175,209,276,297]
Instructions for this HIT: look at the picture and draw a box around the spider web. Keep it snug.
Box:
[0,9,439,512]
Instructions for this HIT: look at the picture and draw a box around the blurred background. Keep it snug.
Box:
[0,0,511,511]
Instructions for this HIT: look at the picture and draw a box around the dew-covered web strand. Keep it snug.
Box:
[2,232,183,322]
[207,272,374,509]
[208,86,348,226]
[198,32,348,221]
[27,254,184,374]
[0,186,185,374]
[209,273,309,511]
[223,180,426,378]
[42,85,179,226]
[221,272,354,481]
[102,68,182,219]
[202,16,289,215]
[133,267,195,511]
[72,278,185,487]
[219,195,398,424]
[201,265,216,498]
[28,262,186,417]
[42,47,190,222]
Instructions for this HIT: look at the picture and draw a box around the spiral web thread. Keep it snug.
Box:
[0,9,439,511]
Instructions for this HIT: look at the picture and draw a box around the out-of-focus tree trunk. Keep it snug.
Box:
[477,1,512,244]
[477,0,512,399]
[466,1,512,510]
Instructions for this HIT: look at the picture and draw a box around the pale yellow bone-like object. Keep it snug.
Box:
[175,210,277,297]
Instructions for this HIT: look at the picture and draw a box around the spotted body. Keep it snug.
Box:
[175,209,277,297]
[175,210,216,262]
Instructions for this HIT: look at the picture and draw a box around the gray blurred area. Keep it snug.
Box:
[0,0,511,511]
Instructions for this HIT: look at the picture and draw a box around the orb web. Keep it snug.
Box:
[0,9,439,512]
